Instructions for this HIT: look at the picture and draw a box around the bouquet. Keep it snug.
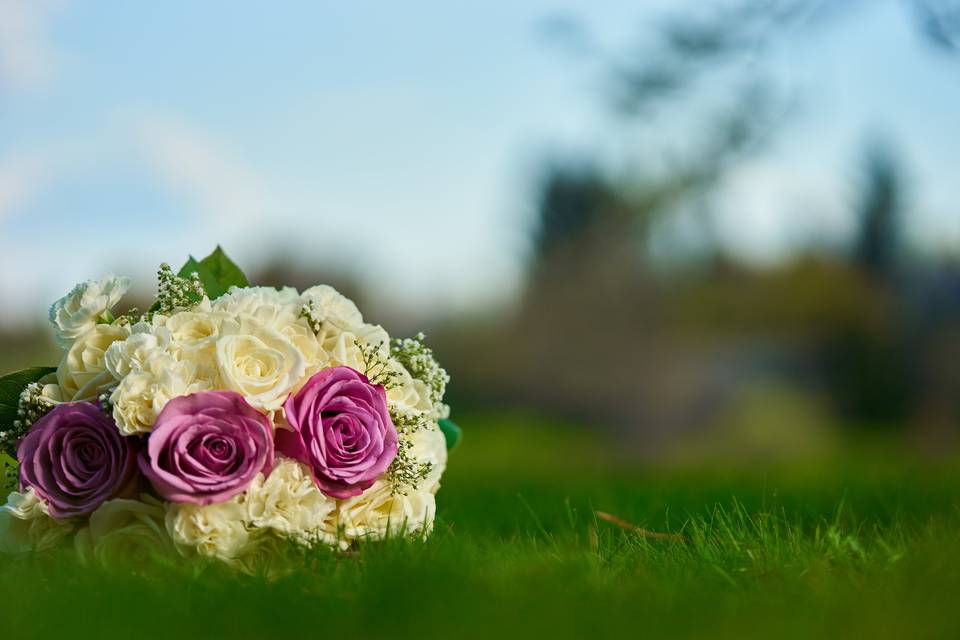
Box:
[0,248,460,571]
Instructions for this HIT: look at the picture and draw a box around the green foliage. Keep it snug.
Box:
[3,414,960,638]
[177,246,249,300]
[438,418,461,451]
[176,256,203,281]
[0,452,16,494]
[0,367,55,430]
[2,452,960,639]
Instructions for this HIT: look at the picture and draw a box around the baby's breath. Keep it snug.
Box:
[391,406,430,434]
[356,340,401,390]
[391,333,449,407]
[98,391,114,417]
[386,407,433,495]
[117,263,206,324]
[386,442,433,496]
[298,300,323,334]
[353,334,440,494]
[153,263,206,315]
[114,307,141,326]
[1,382,55,457]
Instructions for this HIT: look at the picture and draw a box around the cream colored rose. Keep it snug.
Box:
[48,274,131,347]
[319,323,391,373]
[243,459,338,546]
[337,480,436,541]
[229,529,314,577]
[74,496,175,569]
[166,498,253,563]
[163,308,230,358]
[56,323,131,401]
[212,286,301,330]
[386,366,435,414]
[409,424,448,493]
[32,372,65,405]
[301,285,363,331]
[280,319,327,372]
[0,488,74,554]
[216,317,307,412]
[111,356,211,434]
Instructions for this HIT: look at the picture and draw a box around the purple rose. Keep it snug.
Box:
[139,391,273,505]
[18,402,137,519]
[276,366,398,499]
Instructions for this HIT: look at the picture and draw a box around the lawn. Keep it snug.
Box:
[1,412,959,639]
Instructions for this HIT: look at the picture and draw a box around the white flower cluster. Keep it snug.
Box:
[0,266,452,572]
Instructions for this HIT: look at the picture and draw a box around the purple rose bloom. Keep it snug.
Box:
[139,391,273,505]
[18,402,137,519]
[276,366,398,499]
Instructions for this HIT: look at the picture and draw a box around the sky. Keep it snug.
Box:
[0,0,957,324]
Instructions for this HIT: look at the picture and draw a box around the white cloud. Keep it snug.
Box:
[130,113,272,229]
[0,134,101,223]
[0,151,51,221]
[0,107,521,324]
[0,0,64,92]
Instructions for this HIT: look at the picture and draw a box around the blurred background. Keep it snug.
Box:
[2,0,959,467]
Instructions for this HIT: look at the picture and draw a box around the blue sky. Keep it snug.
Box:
[0,0,957,323]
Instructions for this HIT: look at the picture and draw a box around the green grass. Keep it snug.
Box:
[2,412,960,639]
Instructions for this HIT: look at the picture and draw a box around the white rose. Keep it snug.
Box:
[213,286,301,330]
[243,459,338,546]
[111,356,210,434]
[337,480,436,541]
[48,274,131,347]
[301,285,363,331]
[0,488,74,554]
[216,316,307,412]
[74,496,175,569]
[56,323,130,401]
[166,498,253,563]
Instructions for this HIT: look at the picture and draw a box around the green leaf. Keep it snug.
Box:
[0,367,56,430]
[176,256,203,280]
[198,246,249,294]
[177,246,249,300]
[438,418,462,452]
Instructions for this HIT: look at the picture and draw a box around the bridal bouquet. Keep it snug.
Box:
[0,248,459,572]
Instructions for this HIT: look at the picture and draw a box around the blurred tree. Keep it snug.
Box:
[530,161,611,273]
[441,0,960,443]
[603,0,822,117]
[854,143,904,280]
